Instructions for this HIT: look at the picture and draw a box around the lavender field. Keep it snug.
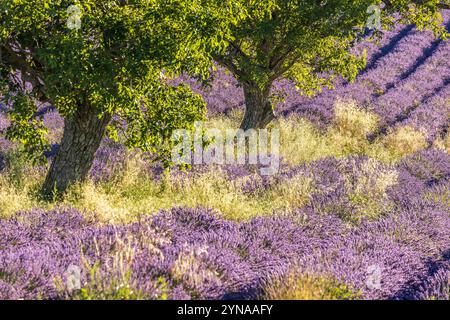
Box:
[1,13,450,300]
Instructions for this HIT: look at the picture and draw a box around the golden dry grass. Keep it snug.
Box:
[0,100,435,222]
[262,271,358,300]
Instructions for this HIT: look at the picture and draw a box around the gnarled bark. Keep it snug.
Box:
[41,106,111,197]
[240,83,275,130]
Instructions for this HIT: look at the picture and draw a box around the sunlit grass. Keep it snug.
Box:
[262,271,359,300]
[64,164,313,223]
[0,100,438,222]
[381,125,428,159]
[434,129,450,154]
[0,151,50,219]
[273,100,429,165]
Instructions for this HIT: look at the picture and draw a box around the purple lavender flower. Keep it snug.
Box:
[0,201,448,300]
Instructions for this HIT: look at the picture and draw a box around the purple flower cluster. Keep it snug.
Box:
[1,12,450,301]
[174,69,245,116]
[281,11,450,135]
[279,24,422,126]
[0,195,448,300]
[399,83,450,142]
[0,147,448,300]
[89,139,130,182]
[372,28,450,132]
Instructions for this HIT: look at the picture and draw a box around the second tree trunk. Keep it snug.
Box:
[240,83,275,130]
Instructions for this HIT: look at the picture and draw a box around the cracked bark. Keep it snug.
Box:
[240,83,275,130]
[41,106,111,197]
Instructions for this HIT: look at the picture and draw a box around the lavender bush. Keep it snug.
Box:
[1,11,449,301]
[0,200,447,300]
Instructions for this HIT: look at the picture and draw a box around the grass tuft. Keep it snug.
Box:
[262,271,359,300]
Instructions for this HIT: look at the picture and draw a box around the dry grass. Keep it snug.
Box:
[262,271,358,300]
[63,164,313,223]
[276,100,428,165]
[0,100,435,222]
[381,126,428,158]
[342,158,398,222]
[434,129,450,153]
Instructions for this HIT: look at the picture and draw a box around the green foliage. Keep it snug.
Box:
[0,0,231,164]
[3,1,446,158]
[109,79,207,166]
[203,0,449,93]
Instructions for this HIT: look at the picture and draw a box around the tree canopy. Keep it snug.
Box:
[0,0,237,194]
[203,0,450,129]
[1,0,449,194]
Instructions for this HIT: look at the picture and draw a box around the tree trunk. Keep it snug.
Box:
[41,106,111,197]
[240,83,275,130]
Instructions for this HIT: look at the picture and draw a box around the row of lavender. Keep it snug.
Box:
[0,150,448,300]
[292,10,450,139]
[1,15,449,301]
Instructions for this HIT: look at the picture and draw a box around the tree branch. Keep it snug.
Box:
[0,42,47,101]
[212,52,250,83]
